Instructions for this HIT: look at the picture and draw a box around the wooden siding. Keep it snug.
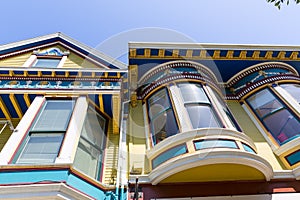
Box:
[0,44,105,69]
[102,120,119,185]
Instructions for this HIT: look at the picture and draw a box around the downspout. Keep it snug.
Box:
[115,100,129,200]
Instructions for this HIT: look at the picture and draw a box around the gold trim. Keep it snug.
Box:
[213,50,220,59]
[172,49,179,58]
[98,94,104,113]
[23,93,31,107]
[9,93,23,118]
[128,49,300,61]
[112,94,120,134]
[158,49,165,58]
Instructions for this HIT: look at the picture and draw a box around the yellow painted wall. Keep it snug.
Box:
[0,44,105,69]
[0,52,32,67]
[128,101,148,175]
[227,100,285,170]
[0,119,19,151]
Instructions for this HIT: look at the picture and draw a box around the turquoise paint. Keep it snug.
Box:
[67,173,107,200]
[152,144,187,169]
[286,150,300,166]
[0,169,68,184]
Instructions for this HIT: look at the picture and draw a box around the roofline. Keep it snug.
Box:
[128,41,300,51]
[0,32,127,69]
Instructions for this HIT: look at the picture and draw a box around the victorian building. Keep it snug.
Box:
[1,33,300,200]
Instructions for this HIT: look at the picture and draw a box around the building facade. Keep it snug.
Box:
[2,33,300,199]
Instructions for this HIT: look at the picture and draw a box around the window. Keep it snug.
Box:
[73,106,107,180]
[32,58,61,68]
[178,83,221,129]
[152,144,187,169]
[147,88,179,145]
[247,88,300,145]
[194,139,238,150]
[16,100,75,164]
[280,84,300,104]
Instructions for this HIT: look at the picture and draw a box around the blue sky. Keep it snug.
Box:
[1,0,300,61]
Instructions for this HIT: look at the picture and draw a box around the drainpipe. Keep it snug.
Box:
[115,101,129,200]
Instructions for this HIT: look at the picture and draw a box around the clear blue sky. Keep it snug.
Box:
[1,0,300,61]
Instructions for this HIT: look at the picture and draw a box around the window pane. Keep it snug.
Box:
[281,84,300,103]
[264,109,300,144]
[151,109,179,144]
[74,106,107,180]
[152,144,187,169]
[32,100,75,131]
[81,108,106,148]
[148,89,171,119]
[17,133,64,164]
[186,105,221,129]
[73,138,102,179]
[194,139,238,150]
[33,58,60,68]
[247,89,283,118]
[178,83,209,104]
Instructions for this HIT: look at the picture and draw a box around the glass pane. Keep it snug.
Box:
[264,109,300,144]
[242,143,256,153]
[281,84,300,104]
[286,150,300,166]
[186,105,221,129]
[194,139,238,150]
[152,144,187,169]
[74,107,107,180]
[73,138,102,179]
[81,107,106,148]
[17,133,64,164]
[178,83,209,104]
[151,109,179,145]
[33,58,61,68]
[32,100,75,131]
[148,89,171,119]
[247,89,283,118]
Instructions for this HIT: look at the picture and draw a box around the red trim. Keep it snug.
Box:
[137,180,300,200]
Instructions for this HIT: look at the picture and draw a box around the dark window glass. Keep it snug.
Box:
[147,88,179,145]
[247,88,300,145]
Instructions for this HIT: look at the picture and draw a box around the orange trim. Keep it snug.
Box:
[273,187,296,193]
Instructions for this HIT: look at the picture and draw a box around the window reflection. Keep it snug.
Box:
[247,88,300,145]
[281,84,300,104]
[147,89,179,145]
[178,82,221,129]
